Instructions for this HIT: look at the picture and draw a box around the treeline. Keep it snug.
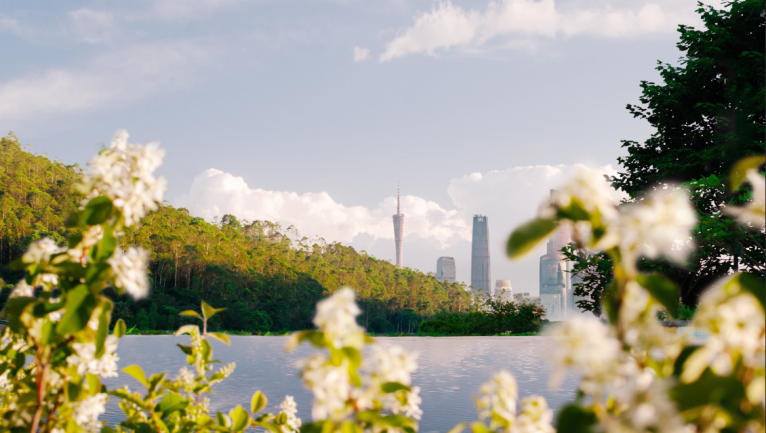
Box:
[0,134,473,332]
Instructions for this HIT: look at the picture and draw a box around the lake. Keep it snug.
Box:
[102,336,579,432]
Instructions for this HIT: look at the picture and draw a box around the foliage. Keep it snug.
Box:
[610,0,766,303]
[560,244,613,317]
[0,133,472,333]
[506,153,765,433]
[418,294,546,336]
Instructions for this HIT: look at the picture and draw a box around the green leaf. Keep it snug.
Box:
[670,369,746,412]
[230,406,251,431]
[177,344,193,355]
[507,219,557,259]
[555,404,597,433]
[341,346,361,367]
[95,299,113,358]
[216,412,232,428]
[2,297,37,318]
[446,423,467,433]
[97,223,117,260]
[341,421,362,433]
[251,390,268,413]
[208,332,231,346]
[156,392,189,415]
[114,319,127,338]
[86,373,101,397]
[636,273,680,318]
[381,382,411,393]
[201,301,226,320]
[734,273,765,310]
[83,196,114,225]
[148,373,167,394]
[56,284,97,335]
[179,310,203,320]
[174,324,199,336]
[470,422,489,433]
[123,365,149,387]
[729,155,765,192]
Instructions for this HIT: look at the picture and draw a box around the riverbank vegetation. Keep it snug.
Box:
[0,134,473,333]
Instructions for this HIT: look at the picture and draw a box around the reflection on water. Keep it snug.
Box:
[103,336,579,433]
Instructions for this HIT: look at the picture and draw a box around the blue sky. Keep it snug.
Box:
[0,0,722,292]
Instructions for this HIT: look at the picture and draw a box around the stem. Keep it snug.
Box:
[30,349,49,433]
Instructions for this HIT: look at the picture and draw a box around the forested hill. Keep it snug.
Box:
[0,133,472,332]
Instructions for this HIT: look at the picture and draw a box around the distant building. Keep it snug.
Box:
[494,279,512,299]
[471,215,491,294]
[436,257,456,283]
[392,185,404,268]
[539,190,571,321]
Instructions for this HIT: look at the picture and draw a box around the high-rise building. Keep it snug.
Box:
[436,257,456,283]
[494,279,512,299]
[539,191,571,320]
[392,185,404,268]
[471,214,491,294]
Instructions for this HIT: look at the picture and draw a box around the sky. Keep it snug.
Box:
[1,0,723,293]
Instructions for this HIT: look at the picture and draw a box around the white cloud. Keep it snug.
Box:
[69,8,115,44]
[353,46,370,62]
[0,42,207,121]
[175,163,626,294]
[380,0,697,61]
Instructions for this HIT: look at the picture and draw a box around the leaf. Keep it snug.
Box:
[177,344,193,355]
[340,346,361,367]
[251,390,268,413]
[86,373,101,397]
[734,273,765,310]
[636,274,679,319]
[83,195,114,225]
[95,299,113,358]
[555,404,597,433]
[156,392,189,415]
[208,332,231,346]
[506,219,557,259]
[729,155,765,192]
[2,297,37,318]
[381,382,411,393]
[97,223,117,260]
[114,319,127,338]
[446,423,467,433]
[201,301,226,320]
[123,365,149,387]
[216,412,231,428]
[56,284,97,335]
[470,422,489,433]
[229,406,251,431]
[670,368,746,412]
[341,421,362,433]
[148,373,167,394]
[179,310,203,320]
[174,324,199,336]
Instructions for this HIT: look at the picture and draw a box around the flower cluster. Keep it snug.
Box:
[279,396,302,432]
[312,288,364,348]
[83,129,167,226]
[71,393,108,433]
[471,371,555,433]
[67,335,120,378]
[109,247,150,299]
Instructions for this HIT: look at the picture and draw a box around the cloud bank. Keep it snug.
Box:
[380,0,697,61]
[176,163,625,294]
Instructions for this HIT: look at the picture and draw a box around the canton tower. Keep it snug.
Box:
[393,184,404,268]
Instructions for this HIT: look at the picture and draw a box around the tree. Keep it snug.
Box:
[610,0,765,303]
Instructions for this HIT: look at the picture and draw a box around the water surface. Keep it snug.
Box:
[103,336,578,432]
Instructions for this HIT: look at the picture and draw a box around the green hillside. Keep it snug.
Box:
[0,133,472,333]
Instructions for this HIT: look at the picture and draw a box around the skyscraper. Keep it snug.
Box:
[539,190,571,320]
[436,257,456,283]
[392,185,404,268]
[471,214,491,294]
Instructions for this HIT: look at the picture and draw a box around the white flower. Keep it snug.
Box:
[538,166,619,222]
[67,335,120,378]
[400,386,423,420]
[10,280,34,298]
[599,188,696,273]
[312,288,363,348]
[606,369,686,433]
[22,237,63,264]
[547,316,627,395]
[298,353,351,421]
[176,367,196,391]
[67,225,104,264]
[724,168,765,226]
[72,393,107,433]
[109,247,150,299]
[83,130,167,226]
[371,345,418,386]
[475,370,518,423]
[0,370,10,391]
[514,396,554,433]
[279,395,302,432]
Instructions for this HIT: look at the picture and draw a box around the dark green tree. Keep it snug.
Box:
[610,0,765,303]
